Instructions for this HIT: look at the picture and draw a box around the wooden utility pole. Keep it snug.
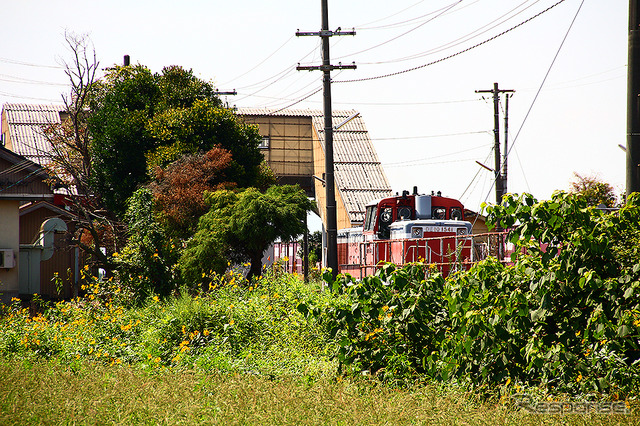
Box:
[297,0,356,277]
[628,0,640,196]
[476,83,514,204]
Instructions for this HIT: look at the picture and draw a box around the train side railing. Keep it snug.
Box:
[355,231,509,278]
[271,232,510,277]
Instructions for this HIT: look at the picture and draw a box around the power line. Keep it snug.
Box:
[359,0,541,65]
[508,0,585,157]
[0,57,63,69]
[0,90,62,102]
[372,130,489,142]
[354,0,426,29]
[0,74,67,87]
[218,36,295,87]
[382,144,488,166]
[334,0,567,84]
[333,1,462,60]
[480,0,585,209]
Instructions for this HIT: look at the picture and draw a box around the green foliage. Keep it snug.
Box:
[0,270,334,380]
[299,264,448,385]
[304,231,323,266]
[179,186,314,283]
[115,188,178,303]
[88,64,263,217]
[301,192,640,396]
[88,65,161,215]
[146,100,264,186]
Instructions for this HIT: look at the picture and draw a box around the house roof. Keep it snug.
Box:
[1,103,65,166]
[0,145,54,200]
[237,108,393,224]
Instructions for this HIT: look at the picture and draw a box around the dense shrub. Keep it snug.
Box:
[302,192,640,396]
[0,269,335,379]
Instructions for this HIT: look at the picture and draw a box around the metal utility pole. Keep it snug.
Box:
[476,83,514,204]
[628,0,640,196]
[297,0,356,277]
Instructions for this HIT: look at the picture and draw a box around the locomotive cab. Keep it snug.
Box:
[362,190,466,240]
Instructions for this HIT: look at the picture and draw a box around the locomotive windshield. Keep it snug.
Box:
[363,205,377,231]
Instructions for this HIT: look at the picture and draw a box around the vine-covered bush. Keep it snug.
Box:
[303,192,640,396]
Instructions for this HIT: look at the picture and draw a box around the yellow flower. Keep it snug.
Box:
[229,319,235,325]
[576,373,583,382]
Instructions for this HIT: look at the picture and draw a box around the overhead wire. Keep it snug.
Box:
[360,0,481,31]
[355,0,427,29]
[333,0,463,60]
[478,0,585,209]
[0,74,67,87]
[334,0,567,85]
[243,1,565,116]
[0,57,63,69]
[217,35,295,87]
[373,131,489,142]
[360,0,541,65]
[382,143,489,166]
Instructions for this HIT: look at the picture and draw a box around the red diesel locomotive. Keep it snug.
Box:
[337,187,474,278]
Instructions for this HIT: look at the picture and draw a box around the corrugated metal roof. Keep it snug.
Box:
[2,103,64,165]
[237,107,392,225]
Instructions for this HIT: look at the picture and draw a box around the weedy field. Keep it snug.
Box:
[0,264,638,425]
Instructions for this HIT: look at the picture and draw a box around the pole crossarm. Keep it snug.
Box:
[296,29,356,37]
[297,63,357,72]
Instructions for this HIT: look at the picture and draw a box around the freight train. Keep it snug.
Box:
[336,187,475,278]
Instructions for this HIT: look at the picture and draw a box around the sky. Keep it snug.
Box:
[0,0,629,224]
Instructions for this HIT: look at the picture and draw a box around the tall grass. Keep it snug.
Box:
[1,360,636,425]
[0,269,637,424]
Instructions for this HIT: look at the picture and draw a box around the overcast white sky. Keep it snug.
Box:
[0,0,628,220]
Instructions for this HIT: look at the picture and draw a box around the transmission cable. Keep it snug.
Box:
[479,0,585,210]
[361,0,540,65]
[334,0,566,85]
[333,1,462,61]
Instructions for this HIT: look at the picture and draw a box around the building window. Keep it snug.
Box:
[259,136,270,149]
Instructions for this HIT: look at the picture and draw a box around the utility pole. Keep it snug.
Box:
[297,0,356,277]
[628,0,640,196]
[215,89,237,109]
[503,93,512,194]
[476,83,514,204]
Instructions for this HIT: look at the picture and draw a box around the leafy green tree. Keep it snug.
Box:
[116,188,177,303]
[179,186,314,283]
[88,64,264,216]
[145,99,264,186]
[569,172,618,208]
[88,65,161,215]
